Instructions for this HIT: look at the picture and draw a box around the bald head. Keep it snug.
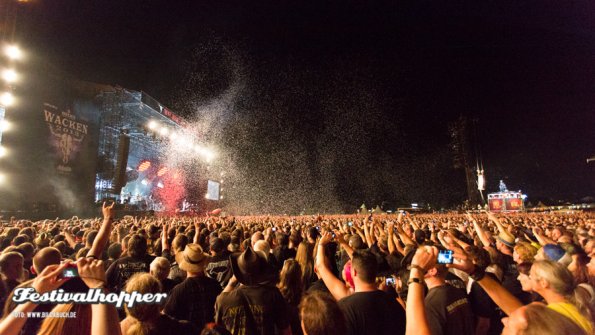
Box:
[251,232,264,247]
[33,247,62,274]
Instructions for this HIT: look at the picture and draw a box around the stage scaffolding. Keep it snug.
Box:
[94,88,183,202]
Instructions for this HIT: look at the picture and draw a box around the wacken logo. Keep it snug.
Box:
[44,103,88,168]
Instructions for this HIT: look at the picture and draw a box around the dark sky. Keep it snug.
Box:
[14,1,595,213]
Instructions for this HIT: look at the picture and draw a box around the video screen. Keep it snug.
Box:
[206,180,220,200]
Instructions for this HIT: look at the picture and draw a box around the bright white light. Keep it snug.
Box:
[157,181,164,188]
[147,120,157,130]
[141,179,149,186]
[4,45,21,60]
[0,92,14,106]
[203,148,215,162]
[220,195,224,200]
[477,170,485,191]
[169,132,178,141]
[1,69,17,83]
[1,120,11,132]
[159,127,168,136]
[0,173,5,183]
[205,194,209,199]
[179,137,191,148]
[0,147,6,157]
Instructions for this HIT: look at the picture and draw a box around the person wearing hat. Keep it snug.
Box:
[536,243,573,266]
[470,212,529,305]
[163,243,222,330]
[214,247,291,335]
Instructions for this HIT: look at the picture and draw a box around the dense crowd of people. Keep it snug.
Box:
[0,203,593,335]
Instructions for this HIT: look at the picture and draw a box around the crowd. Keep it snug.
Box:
[0,202,593,335]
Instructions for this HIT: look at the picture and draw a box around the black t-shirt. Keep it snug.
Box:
[499,253,532,304]
[215,285,290,335]
[206,253,232,288]
[424,284,475,335]
[106,255,154,292]
[338,290,406,335]
[160,277,177,294]
[149,314,200,335]
[469,273,504,335]
[163,275,222,330]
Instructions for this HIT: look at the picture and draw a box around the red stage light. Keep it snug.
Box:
[157,167,168,176]
[138,160,151,172]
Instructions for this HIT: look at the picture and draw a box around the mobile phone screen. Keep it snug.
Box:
[385,277,395,286]
[62,267,79,278]
[437,250,454,264]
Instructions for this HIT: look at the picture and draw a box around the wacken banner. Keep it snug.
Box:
[43,102,89,174]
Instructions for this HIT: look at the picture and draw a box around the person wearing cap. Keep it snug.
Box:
[214,247,291,335]
[206,237,232,288]
[536,243,573,266]
[163,243,222,330]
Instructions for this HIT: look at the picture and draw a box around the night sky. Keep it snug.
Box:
[13,1,595,213]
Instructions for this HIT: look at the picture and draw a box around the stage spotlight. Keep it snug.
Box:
[180,137,191,148]
[1,69,17,83]
[141,179,149,186]
[0,92,14,106]
[157,167,168,177]
[1,120,11,132]
[138,160,151,172]
[147,120,157,130]
[4,45,22,60]
[157,181,164,188]
[159,127,168,136]
[170,132,178,141]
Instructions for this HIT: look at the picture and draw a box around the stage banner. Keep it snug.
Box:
[489,198,504,211]
[43,103,89,174]
[505,198,523,211]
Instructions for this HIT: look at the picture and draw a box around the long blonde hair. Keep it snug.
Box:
[124,273,163,335]
[295,242,314,285]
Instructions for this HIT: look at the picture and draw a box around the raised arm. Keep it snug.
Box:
[405,246,437,335]
[387,221,396,255]
[315,232,350,300]
[449,249,523,316]
[77,258,122,335]
[532,227,554,246]
[335,231,354,259]
[0,264,70,335]
[467,212,491,248]
[193,218,201,245]
[87,201,116,259]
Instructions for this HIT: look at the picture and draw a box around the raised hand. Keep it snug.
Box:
[411,246,438,272]
[77,258,107,289]
[319,231,333,246]
[102,201,115,220]
[32,263,70,294]
[446,247,475,274]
